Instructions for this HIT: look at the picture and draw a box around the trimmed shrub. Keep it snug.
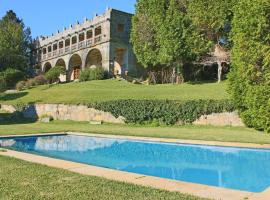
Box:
[34,75,47,85]
[16,81,26,91]
[229,0,270,132]
[89,99,235,125]
[79,67,105,82]
[25,78,38,89]
[45,66,65,84]
[0,68,25,88]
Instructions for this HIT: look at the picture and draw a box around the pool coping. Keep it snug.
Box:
[0,132,270,200]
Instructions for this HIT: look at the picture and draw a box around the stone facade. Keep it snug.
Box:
[34,8,142,81]
[193,112,244,127]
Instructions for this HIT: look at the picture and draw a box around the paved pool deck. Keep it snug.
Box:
[1,132,270,200]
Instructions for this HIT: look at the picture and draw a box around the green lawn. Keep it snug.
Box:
[0,156,205,200]
[0,120,269,144]
[0,79,228,105]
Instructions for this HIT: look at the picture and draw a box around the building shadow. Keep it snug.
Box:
[0,112,37,125]
[0,92,28,101]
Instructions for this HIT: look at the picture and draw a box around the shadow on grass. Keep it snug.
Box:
[187,80,218,85]
[0,92,28,101]
[0,112,37,125]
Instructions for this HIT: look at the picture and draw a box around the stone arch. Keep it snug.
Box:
[55,58,67,82]
[43,62,52,73]
[68,54,82,81]
[55,58,66,68]
[85,48,102,69]
[113,48,127,76]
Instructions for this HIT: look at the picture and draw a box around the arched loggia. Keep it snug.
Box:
[68,54,82,81]
[85,49,102,69]
[44,62,52,73]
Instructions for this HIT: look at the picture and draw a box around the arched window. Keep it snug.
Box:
[65,38,70,46]
[79,33,85,42]
[72,36,77,44]
[95,26,102,36]
[87,30,93,39]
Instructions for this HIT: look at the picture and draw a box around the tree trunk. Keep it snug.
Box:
[217,61,222,83]
[171,67,176,84]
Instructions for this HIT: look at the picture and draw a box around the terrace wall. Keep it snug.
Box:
[0,104,244,127]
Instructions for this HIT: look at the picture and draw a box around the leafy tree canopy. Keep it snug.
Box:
[131,0,208,70]
[0,10,32,72]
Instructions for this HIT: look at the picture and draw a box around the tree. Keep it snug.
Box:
[131,0,208,83]
[187,0,234,83]
[130,0,166,69]
[0,10,32,72]
[45,66,66,84]
[157,0,209,83]
[229,0,270,132]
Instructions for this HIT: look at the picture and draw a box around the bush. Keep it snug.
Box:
[25,78,38,89]
[89,99,235,125]
[0,68,25,88]
[0,76,6,92]
[45,66,65,84]
[16,81,26,91]
[79,67,105,82]
[34,75,47,85]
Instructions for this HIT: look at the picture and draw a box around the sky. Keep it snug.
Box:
[0,0,137,38]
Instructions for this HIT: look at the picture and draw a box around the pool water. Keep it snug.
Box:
[1,134,270,193]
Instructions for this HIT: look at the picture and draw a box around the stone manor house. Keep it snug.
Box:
[34,8,141,81]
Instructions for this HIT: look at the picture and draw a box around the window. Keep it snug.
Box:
[59,41,64,49]
[42,48,46,54]
[65,39,70,46]
[48,46,52,53]
[53,43,58,51]
[95,26,102,36]
[86,30,93,39]
[79,33,85,42]
[117,24,125,32]
[72,36,77,44]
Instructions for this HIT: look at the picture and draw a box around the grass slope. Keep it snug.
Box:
[0,80,228,105]
[0,121,269,144]
[0,156,205,200]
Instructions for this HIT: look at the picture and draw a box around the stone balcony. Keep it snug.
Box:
[40,36,103,62]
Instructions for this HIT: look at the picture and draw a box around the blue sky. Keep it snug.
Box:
[0,0,136,38]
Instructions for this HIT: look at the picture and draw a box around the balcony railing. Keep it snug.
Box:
[71,44,77,51]
[65,47,70,53]
[53,51,57,57]
[86,39,93,47]
[78,41,85,49]
[94,36,102,44]
[59,49,64,55]
[40,35,105,61]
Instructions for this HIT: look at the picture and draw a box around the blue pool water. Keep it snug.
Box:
[1,134,270,193]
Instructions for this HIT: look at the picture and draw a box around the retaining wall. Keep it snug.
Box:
[0,104,244,127]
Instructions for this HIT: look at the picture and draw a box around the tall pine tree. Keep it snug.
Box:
[0,10,32,72]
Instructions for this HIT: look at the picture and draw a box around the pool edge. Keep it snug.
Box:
[0,149,259,200]
[1,132,270,149]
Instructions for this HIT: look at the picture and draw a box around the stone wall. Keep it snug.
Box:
[193,112,244,127]
[0,104,244,127]
[0,104,125,124]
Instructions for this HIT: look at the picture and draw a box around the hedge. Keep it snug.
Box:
[0,68,25,88]
[79,67,105,82]
[89,99,235,125]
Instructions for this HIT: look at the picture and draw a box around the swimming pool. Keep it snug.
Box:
[0,134,270,193]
